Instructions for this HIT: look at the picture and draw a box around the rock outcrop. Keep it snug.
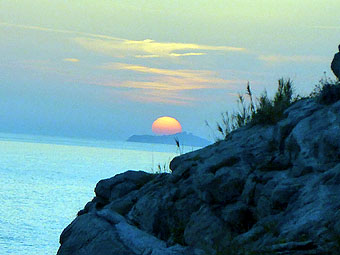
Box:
[57,98,340,255]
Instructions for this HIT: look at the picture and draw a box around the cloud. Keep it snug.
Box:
[0,22,245,105]
[120,90,197,105]
[89,78,199,105]
[0,22,123,41]
[73,37,245,58]
[169,52,206,57]
[93,77,210,92]
[101,63,232,85]
[134,54,162,58]
[63,58,79,62]
[121,79,209,91]
[94,63,244,105]
[0,22,245,58]
[135,52,206,58]
[259,54,328,63]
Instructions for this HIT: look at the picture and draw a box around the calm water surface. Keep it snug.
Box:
[0,133,198,254]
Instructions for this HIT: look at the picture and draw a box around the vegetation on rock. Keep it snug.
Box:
[215,75,340,140]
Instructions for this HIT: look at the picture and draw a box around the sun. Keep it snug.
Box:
[152,116,182,135]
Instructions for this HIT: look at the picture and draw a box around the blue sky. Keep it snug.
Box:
[0,1,339,140]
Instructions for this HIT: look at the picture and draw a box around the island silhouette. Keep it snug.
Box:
[127,131,212,147]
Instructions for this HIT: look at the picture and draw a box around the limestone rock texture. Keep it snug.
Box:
[57,98,340,255]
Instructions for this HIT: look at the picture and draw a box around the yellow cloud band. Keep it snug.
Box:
[101,63,232,85]
[74,37,245,58]
[63,58,80,62]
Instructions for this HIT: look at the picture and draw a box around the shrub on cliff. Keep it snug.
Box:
[251,78,293,125]
[310,75,340,105]
[215,74,340,140]
[215,78,294,139]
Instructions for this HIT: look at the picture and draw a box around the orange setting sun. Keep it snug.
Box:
[152,116,182,135]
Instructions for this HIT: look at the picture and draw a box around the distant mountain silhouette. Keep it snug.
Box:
[127,132,212,147]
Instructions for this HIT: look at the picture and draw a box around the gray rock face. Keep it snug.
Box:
[57,98,340,255]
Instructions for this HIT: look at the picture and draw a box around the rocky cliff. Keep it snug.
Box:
[57,98,340,255]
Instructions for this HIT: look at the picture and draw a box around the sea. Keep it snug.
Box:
[0,133,200,255]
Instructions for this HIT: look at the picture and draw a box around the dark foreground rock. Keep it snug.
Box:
[57,98,340,255]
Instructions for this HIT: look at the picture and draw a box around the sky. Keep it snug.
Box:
[0,0,339,141]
